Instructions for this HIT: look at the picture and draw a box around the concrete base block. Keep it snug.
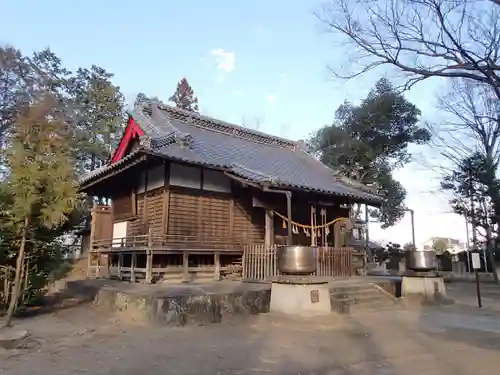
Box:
[270,283,331,316]
[402,276,446,298]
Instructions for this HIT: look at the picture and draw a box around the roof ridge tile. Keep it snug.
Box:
[152,100,297,148]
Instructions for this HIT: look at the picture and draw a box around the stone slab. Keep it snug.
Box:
[270,283,331,316]
[94,282,271,326]
[0,329,29,350]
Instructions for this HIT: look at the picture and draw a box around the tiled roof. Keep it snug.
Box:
[81,100,382,203]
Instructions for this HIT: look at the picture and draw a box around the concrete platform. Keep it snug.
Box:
[92,280,271,326]
[54,276,404,326]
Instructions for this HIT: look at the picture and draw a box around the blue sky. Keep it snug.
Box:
[1,0,467,245]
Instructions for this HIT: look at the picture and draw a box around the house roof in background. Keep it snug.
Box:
[81,100,383,204]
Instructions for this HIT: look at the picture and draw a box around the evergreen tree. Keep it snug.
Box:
[1,93,79,328]
[310,78,430,228]
[168,78,199,112]
[68,65,126,175]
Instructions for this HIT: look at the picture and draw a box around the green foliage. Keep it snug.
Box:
[6,94,80,229]
[441,152,500,236]
[0,43,124,315]
[0,45,126,176]
[168,77,199,112]
[310,78,430,228]
[68,66,126,174]
[0,94,81,318]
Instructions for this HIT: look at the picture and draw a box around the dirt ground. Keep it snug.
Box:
[1,282,500,375]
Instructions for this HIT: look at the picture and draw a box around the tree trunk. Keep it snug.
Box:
[486,225,499,282]
[1,216,29,329]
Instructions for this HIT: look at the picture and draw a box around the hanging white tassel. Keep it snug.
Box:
[304,228,310,237]
[292,225,299,234]
[325,226,330,235]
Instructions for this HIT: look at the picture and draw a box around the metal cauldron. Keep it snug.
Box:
[405,249,437,272]
[276,245,318,274]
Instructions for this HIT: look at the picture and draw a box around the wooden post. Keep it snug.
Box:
[214,252,221,281]
[87,252,93,278]
[96,250,101,278]
[242,245,247,280]
[87,206,96,278]
[130,253,136,283]
[146,228,153,283]
[162,189,170,235]
[264,209,274,249]
[182,251,189,282]
[286,192,293,245]
[229,198,235,238]
[117,253,123,280]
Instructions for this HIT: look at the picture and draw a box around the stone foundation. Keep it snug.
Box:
[94,284,271,326]
[270,283,331,316]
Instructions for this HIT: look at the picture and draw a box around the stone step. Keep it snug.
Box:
[330,284,379,293]
[350,299,403,313]
[331,287,387,297]
[330,283,400,314]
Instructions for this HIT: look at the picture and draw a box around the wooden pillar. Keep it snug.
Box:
[87,206,96,278]
[145,228,153,283]
[86,252,93,278]
[162,161,171,238]
[182,251,189,282]
[130,253,136,283]
[264,209,274,248]
[229,198,235,238]
[117,253,123,280]
[214,252,221,281]
[286,192,293,245]
[96,250,101,278]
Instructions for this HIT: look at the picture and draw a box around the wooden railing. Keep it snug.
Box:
[92,233,247,253]
[242,245,354,281]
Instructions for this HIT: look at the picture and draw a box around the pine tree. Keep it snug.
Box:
[68,66,126,174]
[168,78,199,112]
[1,93,79,328]
[310,78,430,228]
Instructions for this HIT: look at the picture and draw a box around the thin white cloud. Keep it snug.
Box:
[232,89,243,96]
[210,49,235,73]
[279,73,288,82]
[255,25,267,36]
[266,93,277,104]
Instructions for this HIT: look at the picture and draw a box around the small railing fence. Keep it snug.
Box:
[242,245,353,281]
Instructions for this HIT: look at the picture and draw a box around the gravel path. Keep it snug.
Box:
[1,281,500,375]
[1,301,500,375]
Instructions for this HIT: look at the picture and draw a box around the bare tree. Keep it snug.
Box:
[430,80,500,165]
[241,115,265,130]
[431,80,500,280]
[317,0,500,99]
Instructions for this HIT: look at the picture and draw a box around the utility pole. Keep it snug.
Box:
[469,171,477,249]
[409,209,416,248]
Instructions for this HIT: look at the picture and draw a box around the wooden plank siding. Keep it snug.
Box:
[103,185,265,250]
[145,188,164,236]
[234,198,265,244]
